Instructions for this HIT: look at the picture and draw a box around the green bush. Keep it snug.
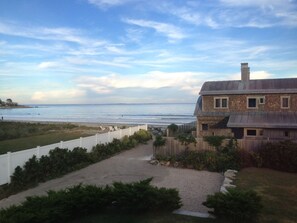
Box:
[254,140,297,172]
[153,135,166,148]
[203,135,225,151]
[0,130,152,200]
[0,179,181,223]
[203,188,262,223]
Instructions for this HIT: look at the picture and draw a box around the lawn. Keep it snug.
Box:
[236,167,297,223]
[72,213,217,223]
[0,121,100,154]
[0,132,93,154]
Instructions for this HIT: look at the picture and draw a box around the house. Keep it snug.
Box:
[194,63,297,143]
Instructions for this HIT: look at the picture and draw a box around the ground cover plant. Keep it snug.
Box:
[0,130,152,200]
[203,187,262,223]
[0,121,101,154]
[0,179,181,223]
[236,167,297,223]
[155,137,240,172]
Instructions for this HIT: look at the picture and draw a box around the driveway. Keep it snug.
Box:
[0,141,223,213]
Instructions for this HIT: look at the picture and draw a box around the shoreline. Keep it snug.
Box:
[1,119,169,128]
[0,105,32,109]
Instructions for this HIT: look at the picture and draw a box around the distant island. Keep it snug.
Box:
[0,98,30,109]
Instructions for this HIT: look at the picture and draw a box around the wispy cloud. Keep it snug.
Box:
[75,71,207,95]
[123,18,186,42]
[88,0,133,9]
[31,89,86,102]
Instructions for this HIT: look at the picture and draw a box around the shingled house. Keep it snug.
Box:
[194,63,297,145]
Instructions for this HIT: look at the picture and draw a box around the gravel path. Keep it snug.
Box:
[0,141,223,213]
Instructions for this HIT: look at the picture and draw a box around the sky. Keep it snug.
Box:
[0,0,297,104]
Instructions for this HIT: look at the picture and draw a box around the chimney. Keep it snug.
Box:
[241,63,250,82]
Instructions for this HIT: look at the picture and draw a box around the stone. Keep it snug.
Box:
[223,178,233,185]
[166,161,170,166]
[149,160,159,165]
[224,171,236,179]
[223,183,236,188]
[220,186,228,193]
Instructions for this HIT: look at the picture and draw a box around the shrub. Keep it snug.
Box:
[0,179,181,223]
[1,130,152,200]
[176,134,196,148]
[203,135,225,151]
[203,188,262,223]
[153,135,166,148]
[254,140,297,172]
[111,178,181,212]
[130,129,152,143]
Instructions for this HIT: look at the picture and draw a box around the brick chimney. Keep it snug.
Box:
[241,63,250,83]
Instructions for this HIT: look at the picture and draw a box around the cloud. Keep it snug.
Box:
[229,70,273,80]
[123,18,186,42]
[38,61,61,69]
[88,0,133,9]
[75,71,206,95]
[31,89,86,101]
[0,21,97,45]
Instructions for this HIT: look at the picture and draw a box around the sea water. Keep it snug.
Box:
[0,103,196,126]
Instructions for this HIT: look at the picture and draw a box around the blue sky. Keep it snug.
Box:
[0,0,296,104]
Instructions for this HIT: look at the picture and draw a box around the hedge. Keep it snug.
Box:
[0,179,181,223]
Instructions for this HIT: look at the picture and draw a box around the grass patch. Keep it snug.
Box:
[236,167,297,223]
[72,213,217,223]
[0,132,92,154]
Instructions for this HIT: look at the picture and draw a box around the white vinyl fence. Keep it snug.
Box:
[0,125,147,185]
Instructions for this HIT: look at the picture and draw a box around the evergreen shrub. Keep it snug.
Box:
[203,188,262,223]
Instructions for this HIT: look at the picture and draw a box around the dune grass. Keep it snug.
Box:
[0,132,92,154]
[236,167,297,223]
[0,121,100,154]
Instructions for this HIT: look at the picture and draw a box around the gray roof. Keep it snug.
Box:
[200,78,297,95]
[227,112,297,129]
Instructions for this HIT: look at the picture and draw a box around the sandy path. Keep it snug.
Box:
[0,141,223,213]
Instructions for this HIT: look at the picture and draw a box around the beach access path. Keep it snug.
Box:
[0,141,223,213]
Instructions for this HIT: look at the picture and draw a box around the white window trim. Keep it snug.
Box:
[214,97,229,109]
[258,96,265,104]
[247,97,258,109]
[281,96,290,109]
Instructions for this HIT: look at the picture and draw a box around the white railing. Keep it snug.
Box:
[0,125,147,185]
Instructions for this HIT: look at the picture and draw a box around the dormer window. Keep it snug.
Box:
[214,97,228,109]
[247,97,257,108]
[281,96,290,109]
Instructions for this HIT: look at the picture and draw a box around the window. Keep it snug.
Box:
[202,124,208,131]
[259,97,265,104]
[246,129,257,136]
[247,98,257,108]
[281,96,290,109]
[284,131,290,137]
[214,97,228,109]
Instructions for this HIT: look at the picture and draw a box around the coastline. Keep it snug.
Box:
[0,105,32,109]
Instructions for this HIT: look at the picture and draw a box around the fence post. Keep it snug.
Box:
[36,146,40,159]
[129,127,132,136]
[7,152,11,184]
[60,141,63,148]
[80,137,83,147]
[145,124,148,130]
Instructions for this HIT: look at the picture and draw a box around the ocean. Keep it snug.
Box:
[0,103,196,126]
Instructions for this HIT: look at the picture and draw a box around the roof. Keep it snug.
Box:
[200,78,297,95]
[227,112,297,129]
